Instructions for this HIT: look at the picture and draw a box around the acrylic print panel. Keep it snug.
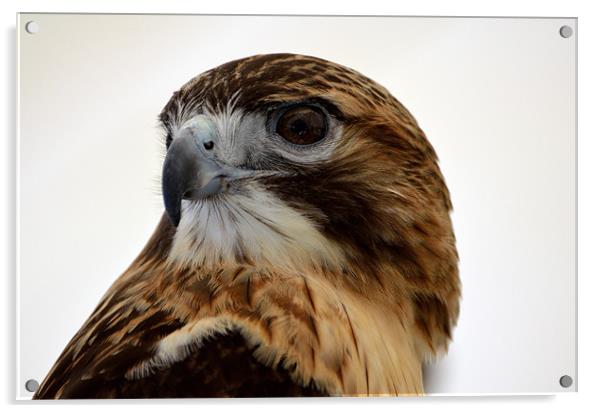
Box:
[17,14,576,399]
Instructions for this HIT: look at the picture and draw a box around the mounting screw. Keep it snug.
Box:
[559,25,573,38]
[25,21,40,34]
[25,379,39,393]
[559,375,573,388]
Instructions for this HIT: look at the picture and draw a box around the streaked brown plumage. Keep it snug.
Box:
[34,53,460,398]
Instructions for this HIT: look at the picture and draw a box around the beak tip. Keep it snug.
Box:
[167,210,181,228]
[163,196,182,228]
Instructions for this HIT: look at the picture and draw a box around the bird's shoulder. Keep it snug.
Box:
[33,265,327,399]
[39,331,323,398]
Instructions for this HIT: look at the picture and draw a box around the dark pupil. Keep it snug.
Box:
[290,119,309,136]
[277,106,326,145]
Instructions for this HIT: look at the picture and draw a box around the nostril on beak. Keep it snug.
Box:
[203,140,215,150]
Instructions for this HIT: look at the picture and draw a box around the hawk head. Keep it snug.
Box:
[160,53,459,353]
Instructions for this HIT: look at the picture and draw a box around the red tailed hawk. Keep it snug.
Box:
[33,53,460,398]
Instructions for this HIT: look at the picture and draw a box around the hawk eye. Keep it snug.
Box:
[275,105,327,145]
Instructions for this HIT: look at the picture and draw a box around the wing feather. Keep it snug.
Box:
[34,327,324,399]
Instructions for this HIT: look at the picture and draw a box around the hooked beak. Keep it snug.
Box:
[162,133,228,227]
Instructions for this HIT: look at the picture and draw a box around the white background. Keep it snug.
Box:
[2,0,602,412]
[17,13,577,398]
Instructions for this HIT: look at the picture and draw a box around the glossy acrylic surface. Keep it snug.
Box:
[17,14,576,398]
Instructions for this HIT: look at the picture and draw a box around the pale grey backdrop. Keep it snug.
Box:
[17,14,576,398]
